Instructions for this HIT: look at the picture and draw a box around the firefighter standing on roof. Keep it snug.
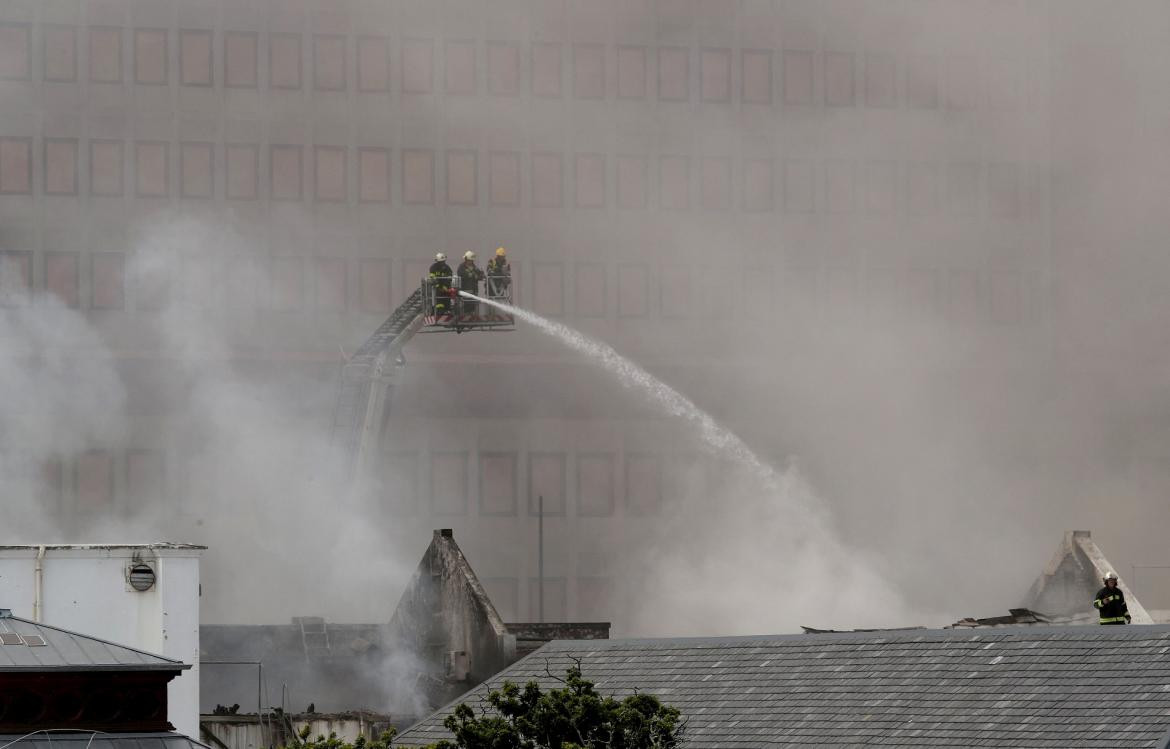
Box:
[1094,571,1131,625]
[457,250,485,316]
[429,252,453,314]
[486,246,511,293]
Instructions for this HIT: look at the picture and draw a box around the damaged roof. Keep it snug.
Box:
[396,625,1170,748]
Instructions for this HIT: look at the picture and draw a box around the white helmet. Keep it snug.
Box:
[463,250,476,261]
[1104,571,1118,581]
[434,252,446,262]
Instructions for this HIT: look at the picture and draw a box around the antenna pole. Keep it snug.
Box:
[538,494,544,623]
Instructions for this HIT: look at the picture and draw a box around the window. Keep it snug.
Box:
[134,29,168,85]
[783,159,815,213]
[907,162,940,216]
[481,578,518,621]
[402,149,434,204]
[576,577,611,620]
[489,151,520,206]
[824,52,854,106]
[616,155,646,210]
[92,252,125,309]
[314,146,347,203]
[126,449,164,508]
[270,144,302,201]
[269,257,303,311]
[532,262,564,316]
[988,163,1020,218]
[575,262,606,318]
[531,152,562,208]
[46,252,79,307]
[575,153,604,209]
[43,26,77,82]
[990,270,1022,324]
[577,453,614,516]
[659,155,689,210]
[445,40,476,94]
[224,32,257,87]
[657,46,688,101]
[866,160,897,215]
[76,450,113,510]
[135,141,169,198]
[180,142,213,198]
[90,140,123,196]
[906,54,939,109]
[180,30,212,86]
[0,138,31,195]
[358,147,390,203]
[617,46,646,99]
[269,33,302,89]
[0,24,30,80]
[44,139,78,196]
[381,452,417,515]
[401,38,433,93]
[865,53,896,108]
[0,251,32,307]
[315,258,347,312]
[824,160,855,213]
[431,451,468,515]
[700,48,730,103]
[742,50,772,104]
[532,43,562,97]
[314,34,346,91]
[487,42,519,95]
[446,149,477,205]
[700,157,730,210]
[946,54,979,110]
[527,577,567,621]
[617,263,648,318]
[528,452,566,515]
[480,452,517,516]
[356,36,389,92]
[625,453,661,515]
[742,158,773,212]
[659,264,689,318]
[135,254,170,311]
[225,144,258,199]
[783,50,814,106]
[88,27,122,83]
[947,162,979,216]
[573,44,605,99]
[358,258,390,313]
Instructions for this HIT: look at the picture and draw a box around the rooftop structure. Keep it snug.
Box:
[397,625,1170,748]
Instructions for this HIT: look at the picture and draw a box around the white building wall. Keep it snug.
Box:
[0,543,203,738]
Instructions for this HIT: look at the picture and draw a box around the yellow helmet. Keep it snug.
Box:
[495,246,507,257]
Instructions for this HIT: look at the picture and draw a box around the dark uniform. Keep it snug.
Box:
[457,259,485,315]
[1094,583,1130,625]
[486,256,511,295]
[429,260,453,314]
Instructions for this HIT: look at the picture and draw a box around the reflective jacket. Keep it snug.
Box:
[486,257,511,277]
[457,260,485,292]
[429,261,453,285]
[1094,585,1129,624]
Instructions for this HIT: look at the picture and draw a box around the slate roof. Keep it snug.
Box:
[395,625,1170,748]
[0,613,187,672]
[0,732,207,749]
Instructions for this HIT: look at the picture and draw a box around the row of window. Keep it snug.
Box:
[0,137,1040,218]
[0,250,1039,326]
[4,449,164,513]
[0,23,1035,110]
[481,576,611,623]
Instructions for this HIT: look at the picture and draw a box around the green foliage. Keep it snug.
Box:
[280,727,398,749]
[424,663,684,749]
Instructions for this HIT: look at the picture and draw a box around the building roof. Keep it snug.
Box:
[0,732,208,749]
[0,543,206,552]
[395,626,1170,748]
[0,612,188,672]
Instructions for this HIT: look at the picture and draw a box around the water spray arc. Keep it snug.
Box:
[459,291,784,493]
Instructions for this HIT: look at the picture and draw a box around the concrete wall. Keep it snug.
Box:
[201,712,393,749]
[0,543,203,738]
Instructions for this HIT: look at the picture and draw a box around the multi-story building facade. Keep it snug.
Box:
[10,0,1164,626]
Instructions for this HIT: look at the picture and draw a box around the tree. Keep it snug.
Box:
[284,725,398,749]
[424,662,685,749]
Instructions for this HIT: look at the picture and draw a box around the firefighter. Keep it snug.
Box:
[457,250,485,316]
[1094,571,1131,625]
[486,246,511,296]
[429,252,453,314]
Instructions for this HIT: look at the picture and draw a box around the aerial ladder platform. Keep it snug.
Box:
[330,275,513,480]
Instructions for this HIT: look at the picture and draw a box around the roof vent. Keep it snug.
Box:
[0,608,11,618]
[127,562,157,592]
